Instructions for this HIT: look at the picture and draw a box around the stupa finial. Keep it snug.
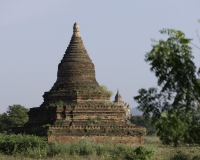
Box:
[114,89,122,103]
[73,22,80,37]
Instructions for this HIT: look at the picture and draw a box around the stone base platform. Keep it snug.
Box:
[48,135,144,146]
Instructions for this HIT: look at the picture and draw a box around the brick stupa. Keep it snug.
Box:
[13,23,146,145]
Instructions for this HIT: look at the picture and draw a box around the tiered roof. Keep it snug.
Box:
[51,22,99,90]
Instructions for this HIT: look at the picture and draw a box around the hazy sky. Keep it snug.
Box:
[0,1,200,114]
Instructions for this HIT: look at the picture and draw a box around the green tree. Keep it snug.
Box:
[0,105,29,132]
[129,115,156,135]
[134,29,200,147]
[0,113,9,132]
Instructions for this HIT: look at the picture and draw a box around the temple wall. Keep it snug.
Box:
[48,135,144,145]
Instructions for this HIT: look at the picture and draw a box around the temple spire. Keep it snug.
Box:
[114,89,123,103]
[73,22,80,37]
[41,22,100,107]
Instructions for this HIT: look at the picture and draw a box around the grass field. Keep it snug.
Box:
[0,136,200,160]
[144,136,200,160]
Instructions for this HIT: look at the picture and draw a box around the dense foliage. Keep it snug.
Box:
[0,133,154,160]
[0,105,29,132]
[0,134,47,155]
[134,29,200,146]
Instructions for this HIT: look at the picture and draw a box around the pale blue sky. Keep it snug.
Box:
[0,1,200,115]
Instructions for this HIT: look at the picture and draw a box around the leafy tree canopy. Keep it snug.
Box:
[134,29,200,147]
[0,105,29,132]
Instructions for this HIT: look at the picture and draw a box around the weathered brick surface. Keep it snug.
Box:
[48,135,144,146]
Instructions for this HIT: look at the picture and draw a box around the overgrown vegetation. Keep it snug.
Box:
[77,85,113,97]
[0,133,154,160]
[0,134,200,160]
[87,116,102,126]
[49,85,113,106]
[55,85,113,98]
[49,100,78,107]
[49,100,120,107]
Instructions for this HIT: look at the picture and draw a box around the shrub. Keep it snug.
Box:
[69,140,96,155]
[111,145,154,160]
[47,142,70,157]
[0,133,47,155]
[170,151,191,160]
